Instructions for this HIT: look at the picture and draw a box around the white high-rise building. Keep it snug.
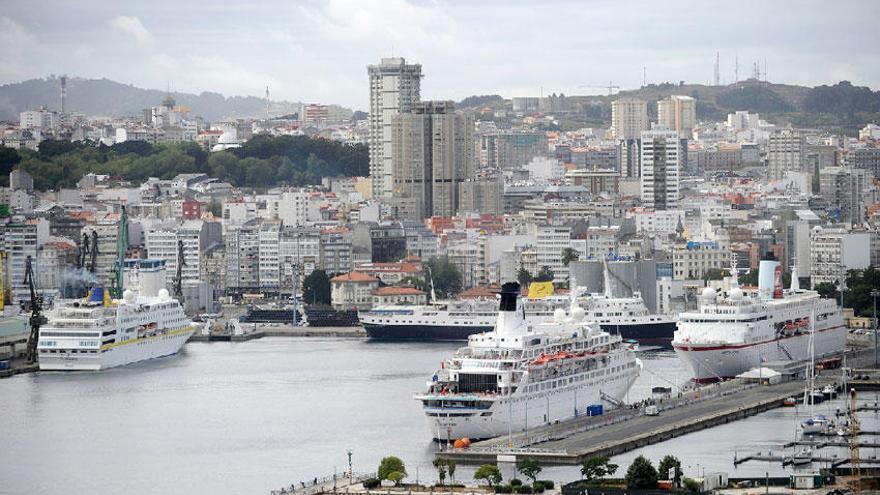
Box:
[767,128,804,180]
[640,129,681,210]
[657,95,696,139]
[819,167,871,226]
[368,57,422,199]
[611,99,648,140]
[535,225,572,284]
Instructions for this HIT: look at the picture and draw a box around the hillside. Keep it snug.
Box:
[0,76,350,122]
[459,80,880,134]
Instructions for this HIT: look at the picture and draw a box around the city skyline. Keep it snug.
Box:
[1,0,879,110]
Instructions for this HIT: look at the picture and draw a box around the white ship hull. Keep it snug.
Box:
[425,367,638,440]
[39,326,196,371]
[674,324,846,383]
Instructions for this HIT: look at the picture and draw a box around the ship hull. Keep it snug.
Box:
[365,320,675,343]
[674,324,847,383]
[39,326,196,371]
[425,368,639,441]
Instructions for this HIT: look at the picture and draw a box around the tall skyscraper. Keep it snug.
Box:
[367,57,423,199]
[390,101,474,220]
[657,95,696,139]
[767,128,804,180]
[640,129,681,210]
[611,98,648,140]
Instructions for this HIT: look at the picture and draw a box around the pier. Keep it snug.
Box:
[189,325,366,342]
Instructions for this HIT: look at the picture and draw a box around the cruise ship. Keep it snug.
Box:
[673,258,846,383]
[37,259,197,371]
[360,286,675,343]
[415,282,641,440]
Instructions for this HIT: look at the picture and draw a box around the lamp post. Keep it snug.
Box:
[872,289,879,367]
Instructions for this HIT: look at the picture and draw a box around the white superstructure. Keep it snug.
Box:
[415,283,640,440]
[673,259,846,383]
[37,259,196,371]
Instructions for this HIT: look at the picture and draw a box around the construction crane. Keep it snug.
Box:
[849,388,861,494]
[77,232,90,269]
[578,81,621,96]
[24,256,46,364]
[173,239,185,298]
[110,207,129,300]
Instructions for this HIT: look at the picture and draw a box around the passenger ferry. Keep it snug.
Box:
[37,259,197,371]
[415,282,641,440]
[673,258,846,383]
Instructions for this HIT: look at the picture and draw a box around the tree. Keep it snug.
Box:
[0,147,21,180]
[625,455,658,489]
[447,459,456,484]
[302,270,331,305]
[580,456,618,483]
[207,198,222,217]
[433,458,448,486]
[517,457,542,484]
[561,248,580,267]
[517,268,533,287]
[473,464,502,487]
[702,268,728,281]
[377,456,407,484]
[658,455,682,484]
[815,281,838,300]
[534,266,554,283]
[424,256,463,298]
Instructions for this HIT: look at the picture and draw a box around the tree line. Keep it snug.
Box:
[5,134,368,191]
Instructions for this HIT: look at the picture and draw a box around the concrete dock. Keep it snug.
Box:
[189,325,366,342]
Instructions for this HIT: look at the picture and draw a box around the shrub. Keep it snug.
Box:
[532,481,545,493]
[683,478,701,493]
[510,479,523,487]
[538,480,554,489]
[494,485,513,494]
[363,478,381,489]
[514,485,533,494]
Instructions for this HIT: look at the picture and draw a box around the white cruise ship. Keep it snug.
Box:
[415,282,641,441]
[37,259,197,371]
[673,258,846,383]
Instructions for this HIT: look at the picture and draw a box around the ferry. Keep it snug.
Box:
[37,259,197,371]
[673,258,846,383]
[415,282,641,440]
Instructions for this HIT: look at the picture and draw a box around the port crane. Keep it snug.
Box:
[24,256,46,364]
[109,206,129,300]
[173,239,185,298]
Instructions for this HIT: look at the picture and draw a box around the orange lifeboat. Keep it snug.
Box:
[453,437,471,449]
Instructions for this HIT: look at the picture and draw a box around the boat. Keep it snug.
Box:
[822,384,837,399]
[783,397,798,407]
[673,256,846,383]
[36,259,197,371]
[800,415,832,435]
[414,282,641,441]
[362,263,676,343]
[791,447,813,466]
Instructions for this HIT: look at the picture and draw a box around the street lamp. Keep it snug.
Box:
[872,289,879,367]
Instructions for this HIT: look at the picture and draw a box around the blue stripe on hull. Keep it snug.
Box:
[600,321,677,344]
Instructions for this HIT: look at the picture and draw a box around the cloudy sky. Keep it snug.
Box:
[1,0,878,110]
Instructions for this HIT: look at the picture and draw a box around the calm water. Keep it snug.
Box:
[0,338,875,495]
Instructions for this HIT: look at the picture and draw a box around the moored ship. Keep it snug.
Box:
[414,282,641,440]
[37,259,197,371]
[673,258,846,383]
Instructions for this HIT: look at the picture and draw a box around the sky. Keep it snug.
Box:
[1,0,878,110]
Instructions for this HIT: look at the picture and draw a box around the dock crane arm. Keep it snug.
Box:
[173,239,185,298]
[24,255,47,364]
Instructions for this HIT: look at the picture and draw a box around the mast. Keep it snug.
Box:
[602,257,612,298]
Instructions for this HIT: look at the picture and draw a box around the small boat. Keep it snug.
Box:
[822,384,837,399]
[808,389,825,405]
[791,448,813,466]
[624,339,640,352]
[801,415,832,435]
[783,397,798,407]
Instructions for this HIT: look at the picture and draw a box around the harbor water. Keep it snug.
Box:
[0,338,876,495]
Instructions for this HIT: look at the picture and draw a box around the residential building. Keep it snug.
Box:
[611,98,648,140]
[819,167,871,225]
[768,129,805,180]
[657,95,696,139]
[810,227,871,287]
[368,57,422,199]
[535,225,571,283]
[371,286,427,306]
[672,239,730,280]
[330,272,380,310]
[640,129,681,210]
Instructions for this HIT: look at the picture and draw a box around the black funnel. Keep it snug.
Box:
[499,282,520,312]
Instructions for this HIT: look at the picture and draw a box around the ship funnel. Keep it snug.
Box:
[496,282,526,337]
[758,252,782,300]
[499,282,520,312]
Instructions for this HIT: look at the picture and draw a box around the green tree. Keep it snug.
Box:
[534,266,554,283]
[207,151,240,183]
[433,458,448,486]
[702,268,728,281]
[207,198,222,217]
[658,455,682,484]
[516,457,542,484]
[473,464,502,487]
[377,456,407,484]
[683,478,700,492]
[302,269,331,305]
[447,459,456,484]
[424,256,463,298]
[625,455,658,489]
[0,148,21,181]
[561,248,580,267]
[815,281,838,300]
[517,268,533,287]
[580,456,618,483]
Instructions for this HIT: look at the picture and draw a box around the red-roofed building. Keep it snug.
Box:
[353,261,424,284]
[330,272,380,310]
[182,199,202,220]
[371,286,427,306]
